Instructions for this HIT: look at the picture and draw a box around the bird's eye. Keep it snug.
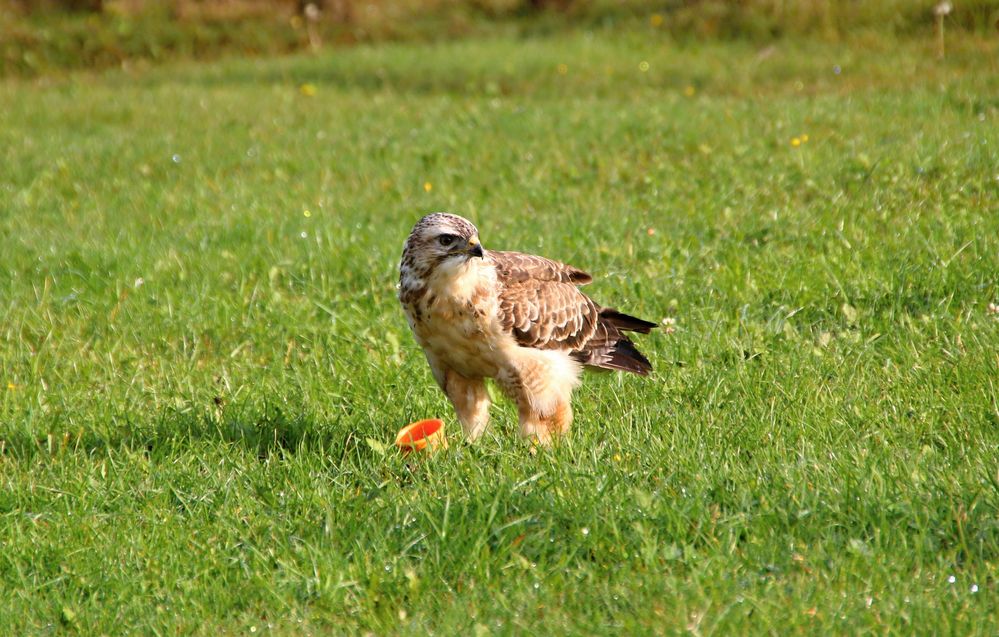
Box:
[438,235,456,247]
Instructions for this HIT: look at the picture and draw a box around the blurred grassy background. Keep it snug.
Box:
[4,0,999,77]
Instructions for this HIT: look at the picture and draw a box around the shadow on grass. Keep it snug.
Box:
[0,403,360,464]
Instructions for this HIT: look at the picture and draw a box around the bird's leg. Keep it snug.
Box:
[518,397,573,446]
[443,371,491,441]
[498,353,578,446]
[543,399,573,438]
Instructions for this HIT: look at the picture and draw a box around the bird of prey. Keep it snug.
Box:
[398,213,656,445]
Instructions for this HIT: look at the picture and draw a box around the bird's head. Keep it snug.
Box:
[401,213,484,274]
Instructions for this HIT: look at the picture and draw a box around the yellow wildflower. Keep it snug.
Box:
[423,182,433,193]
[650,14,664,28]
[683,85,696,97]
[299,83,317,97]
[791,137,801,147]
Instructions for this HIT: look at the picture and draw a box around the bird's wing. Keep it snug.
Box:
[489,250,593,286]
[492,250,599,351]
[491,250,657,375]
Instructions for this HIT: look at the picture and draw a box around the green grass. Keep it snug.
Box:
[2,28,998,634]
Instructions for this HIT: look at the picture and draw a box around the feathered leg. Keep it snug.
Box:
[518,398,573,446]
[443,370,491,441]
[499,349,579,446]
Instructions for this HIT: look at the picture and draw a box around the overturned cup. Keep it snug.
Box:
[395,418,447,455]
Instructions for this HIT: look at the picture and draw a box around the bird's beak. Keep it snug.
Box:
[467,236,484,258]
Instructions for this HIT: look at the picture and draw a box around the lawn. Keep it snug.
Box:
[1,27,998,635]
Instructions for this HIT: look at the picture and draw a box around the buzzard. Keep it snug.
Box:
[399,213,655,445]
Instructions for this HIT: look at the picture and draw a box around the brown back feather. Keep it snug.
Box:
[492,250,655,375]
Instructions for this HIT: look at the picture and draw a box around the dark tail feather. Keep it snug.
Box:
[600,308,658,334]
[604,338,653,375]
[571,309,656,375]
[573,337,653,376]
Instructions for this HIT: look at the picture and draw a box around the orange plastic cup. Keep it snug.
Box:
[395,418,447,455]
